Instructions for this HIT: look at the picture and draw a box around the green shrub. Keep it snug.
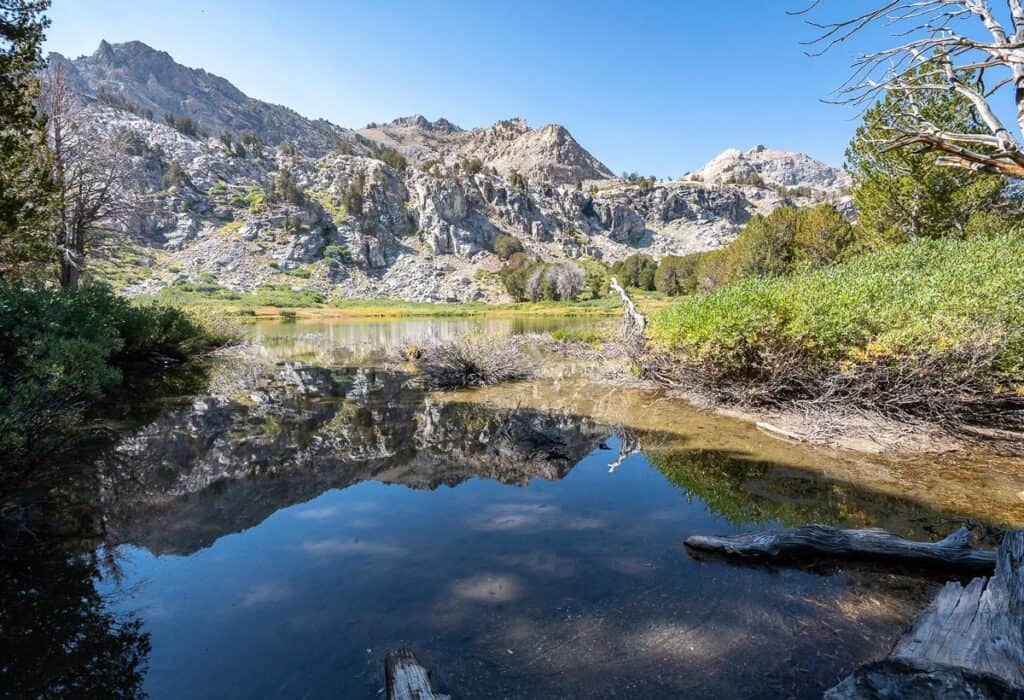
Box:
[650,235,1024,421]
[163,112,199,137]
[611,253,657,290]
[728,204,856,282]
[578,258,610,299]
[654,253,702,296]
[370,144,407,173]
[270,169,305,205]
[244,187,267,210]
[0,283,233,464]
[493,233,524,260]
[323,244,354,264]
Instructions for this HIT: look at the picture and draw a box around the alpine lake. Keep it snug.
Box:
[8,315,1024,699]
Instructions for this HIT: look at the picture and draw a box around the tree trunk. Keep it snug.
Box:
[825,532,1024,698]
[59,248,82,290]
[385,647,450,700]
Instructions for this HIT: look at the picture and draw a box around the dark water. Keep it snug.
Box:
[6,317,1011,699]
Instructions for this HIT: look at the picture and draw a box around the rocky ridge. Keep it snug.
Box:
[54,41,853,302]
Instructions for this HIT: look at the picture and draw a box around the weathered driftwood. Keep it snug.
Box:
[684,525,997,574]
[825,532,1024,699]
[755,420,806,443]
[385,647,450,700]
[610,276,647,347]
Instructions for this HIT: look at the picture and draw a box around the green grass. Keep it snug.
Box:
[328,296,632,318]
[149,282,327,310]
[139,282,667,319]
[651,234,1024,394]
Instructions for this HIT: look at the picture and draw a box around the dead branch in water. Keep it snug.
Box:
[685,525,997,575]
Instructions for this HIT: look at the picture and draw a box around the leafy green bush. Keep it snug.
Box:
[371,144,407,172]
[650,235,1024,422]
[611,253,657,290]
[578,258,610,299]
[0,283,233,464]
[323,244,354,264]
[244,186,267,210]
[493,233,524,260]
[270,169,305,205]
[728,204,856,281]
[654,253,702,296]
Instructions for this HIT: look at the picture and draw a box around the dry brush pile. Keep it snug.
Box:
[391,335,532,389]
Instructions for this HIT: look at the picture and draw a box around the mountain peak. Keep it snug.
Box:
[694,145,850,192]
[386,115,463,133]
[62,41,346,157]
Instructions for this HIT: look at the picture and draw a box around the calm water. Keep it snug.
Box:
[6,317,1023,699]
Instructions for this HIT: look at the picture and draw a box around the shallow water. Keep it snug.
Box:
[8,317,1024,699]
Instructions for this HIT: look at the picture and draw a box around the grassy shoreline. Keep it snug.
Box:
[647,234,1024,429]
[140,288,669,320]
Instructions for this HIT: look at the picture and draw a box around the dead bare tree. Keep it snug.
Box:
[802,0,1024,176]
[42,60,135,289]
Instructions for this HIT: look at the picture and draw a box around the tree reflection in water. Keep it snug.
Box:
[0,522,150,698]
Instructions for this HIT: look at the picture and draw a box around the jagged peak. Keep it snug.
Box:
[386,114,462,133]
[693,144,849,191]
[488,117,530,134]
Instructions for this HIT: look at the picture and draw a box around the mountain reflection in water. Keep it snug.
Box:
[4,318,1013,699]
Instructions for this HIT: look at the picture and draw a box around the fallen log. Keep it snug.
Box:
[684,525,996,574]
[385,647,450,700]
[825,531,1024,698]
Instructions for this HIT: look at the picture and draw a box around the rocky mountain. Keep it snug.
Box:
[51,40,346,157]
[692,144,852,194]
[50,41,853,302]
[357,116,615,185]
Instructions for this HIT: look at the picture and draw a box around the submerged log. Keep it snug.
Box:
[684,525,996,574]
[825,531,1024,698]
[385,647,450,700]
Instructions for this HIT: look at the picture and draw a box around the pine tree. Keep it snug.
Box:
[0,1,55,277]
[846,64,1016,244]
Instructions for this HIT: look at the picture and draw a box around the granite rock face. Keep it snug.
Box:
[54,41,854,302]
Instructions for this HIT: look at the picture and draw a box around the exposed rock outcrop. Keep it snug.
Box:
[52,41,854,302]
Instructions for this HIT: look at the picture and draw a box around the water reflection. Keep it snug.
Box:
[6,317,1021,699]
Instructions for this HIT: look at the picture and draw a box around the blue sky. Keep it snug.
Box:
[45,1,872,177]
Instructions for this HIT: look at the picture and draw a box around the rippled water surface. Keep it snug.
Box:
[8,317,1024,699]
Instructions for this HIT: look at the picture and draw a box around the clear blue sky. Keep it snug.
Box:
[45,1,871,177]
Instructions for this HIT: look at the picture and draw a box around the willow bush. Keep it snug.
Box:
[650,234,1024,426]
